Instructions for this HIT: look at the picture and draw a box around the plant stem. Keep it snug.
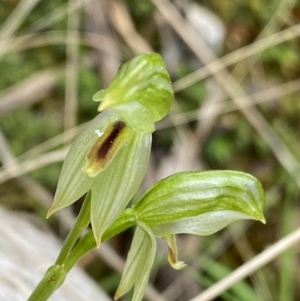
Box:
[55,192,92,265]
[27,207,136,300]
[64,208,136,272]
[27,193,91,301]
[27,265,66,301]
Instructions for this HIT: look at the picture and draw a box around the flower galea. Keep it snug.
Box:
[114,170,265,301]
[47,53,173,246]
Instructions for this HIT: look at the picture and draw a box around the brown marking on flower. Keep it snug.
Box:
[165,234,186,270]
[83,120,129,177]
[96,121,126,160]
[168,245,177,265]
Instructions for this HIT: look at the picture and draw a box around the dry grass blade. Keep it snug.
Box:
[64,0,81,133]
[151,0,300,188]
[109,0,152,53]
[173,24,300,92]
[21,0,92,34]
[0,69,63,115]
[0,0,41,57]
[7,31,124,58]
[83,0,122,84]
[0,148,68,184]
[159,78,300,129]
[189,227,300,301]
[8,123,85,167]
[232,234,272,301]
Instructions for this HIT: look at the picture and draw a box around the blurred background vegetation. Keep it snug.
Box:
[0,0,300,300]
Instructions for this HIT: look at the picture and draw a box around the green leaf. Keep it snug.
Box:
[93,53,173,124]
[114,222,156,301]
[133,170,265,236]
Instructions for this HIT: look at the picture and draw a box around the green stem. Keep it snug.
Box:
[63,230,95,272]
[27,265,66,301]
[55,192,92,265]
[27,193,91,301]
[27,207,136,300]
[64,208,136,272]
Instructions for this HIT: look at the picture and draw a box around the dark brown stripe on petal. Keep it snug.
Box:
[97,120,126,160]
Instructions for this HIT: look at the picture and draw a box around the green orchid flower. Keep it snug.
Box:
[28,53,266,301]
[114,170,265,301]
[47,109,152,246]
[134,170,266,236]
[47,53,173,246]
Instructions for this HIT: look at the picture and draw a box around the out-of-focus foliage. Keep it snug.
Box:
[0,0,300,300]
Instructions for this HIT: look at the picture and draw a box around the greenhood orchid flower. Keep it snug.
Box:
[28,53,266,301]
[114,170,265,301]
[47,53,173,246]
[133,170,266,237]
